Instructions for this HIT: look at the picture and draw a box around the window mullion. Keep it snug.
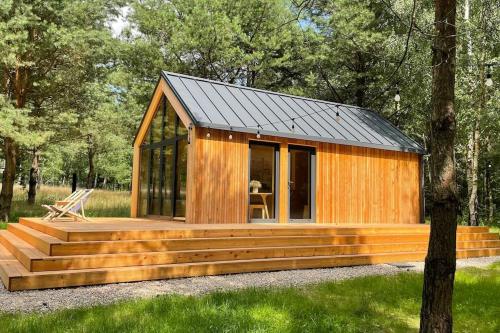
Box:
[158,97,166,214]
[171,116,179,217]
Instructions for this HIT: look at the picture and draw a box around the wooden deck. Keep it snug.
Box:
[0,217,499,291]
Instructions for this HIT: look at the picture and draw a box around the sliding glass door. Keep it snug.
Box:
[288,146,315,222]
[248,142,279,222]
[138,96,188,218]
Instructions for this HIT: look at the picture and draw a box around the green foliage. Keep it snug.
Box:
[0,0,132,192]
[0,0,498,222]
[1,264,498,332]
[129,0,307,88]
[0,95,34,146]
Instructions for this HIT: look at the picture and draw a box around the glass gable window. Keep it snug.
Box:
[138,96,188,218]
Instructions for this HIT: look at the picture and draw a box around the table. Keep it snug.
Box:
[249,192,272,219]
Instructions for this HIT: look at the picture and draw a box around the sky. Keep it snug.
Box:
[109,6,131,38]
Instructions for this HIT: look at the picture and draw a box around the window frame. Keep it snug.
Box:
[139,96,188,218]
[248,141,280,223]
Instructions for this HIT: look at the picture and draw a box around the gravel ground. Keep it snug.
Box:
[0,256,498,314]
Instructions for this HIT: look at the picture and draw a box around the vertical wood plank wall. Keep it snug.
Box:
[188,128,250,224]
[188,128,421,224]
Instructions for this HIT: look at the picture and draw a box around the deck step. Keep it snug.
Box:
[47,232,499,256]
[2,242,499,291]
[18,218,491,241]
[27,240,500,272]
[2,229,499,272]
[7,223,61,255]
[0,231,46,271]
[7,222,498,256]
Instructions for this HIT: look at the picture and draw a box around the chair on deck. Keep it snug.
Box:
[42,189,94,222]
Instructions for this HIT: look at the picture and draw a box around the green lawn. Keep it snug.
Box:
[1,264,498,333]
[0,222,7,229]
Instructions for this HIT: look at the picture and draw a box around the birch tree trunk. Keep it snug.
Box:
[464,0,480,226]
[466,120,480,226]
[419,0,458,332]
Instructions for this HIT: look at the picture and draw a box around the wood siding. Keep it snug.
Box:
[188,128,421,224]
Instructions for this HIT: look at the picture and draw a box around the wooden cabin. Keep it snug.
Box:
[4,73,500,292]
[131,72,425,225]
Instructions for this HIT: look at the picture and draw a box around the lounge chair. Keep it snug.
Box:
[42,189,94,222]
[41,189,84,220]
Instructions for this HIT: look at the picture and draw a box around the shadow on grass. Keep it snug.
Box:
[2,264,498,333]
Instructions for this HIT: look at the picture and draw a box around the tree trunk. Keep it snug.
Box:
[0,138,18,221]
[72,173,77,193]
[485,139,493,223]
[419,0,458,332]
[464,0,480,226]
[86,150,95,189]
[27,148,40,205]
[487,167,493,223]
[355,52,366,107]
[86,135,95,189]
[466,121,480,226]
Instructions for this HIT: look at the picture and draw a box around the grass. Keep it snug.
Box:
[4,185,130,222]
[0,263,498,333]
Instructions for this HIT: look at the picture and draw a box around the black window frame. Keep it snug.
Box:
[139,96,188,218]
[248,141,280,223]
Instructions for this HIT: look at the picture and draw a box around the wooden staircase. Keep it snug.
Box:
[0,218,499,291]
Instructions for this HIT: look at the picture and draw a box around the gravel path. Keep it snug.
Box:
[1,256,498,314]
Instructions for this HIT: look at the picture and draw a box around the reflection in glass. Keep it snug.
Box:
[289,148,311,219]
[162,146,173,216]
[139,149,149,216]
[249,143,275,219]
[176,117,188,136]
[175,139,188,217]
[151,100,164,143]
[149,148,161,215]
[164,102,176,139]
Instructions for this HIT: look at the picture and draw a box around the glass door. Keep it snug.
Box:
[288,146,315,223]
[248,142,279,222]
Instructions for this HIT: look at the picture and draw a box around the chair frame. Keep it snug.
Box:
[42,189,94,222]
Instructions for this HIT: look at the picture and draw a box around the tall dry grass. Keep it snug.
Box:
[4,185,130,222]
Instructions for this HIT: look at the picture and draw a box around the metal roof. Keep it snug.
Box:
[162,71,424,154]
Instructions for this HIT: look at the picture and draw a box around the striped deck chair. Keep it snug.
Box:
[42,189,94,222]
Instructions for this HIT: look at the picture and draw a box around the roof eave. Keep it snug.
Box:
[196,122,425,154]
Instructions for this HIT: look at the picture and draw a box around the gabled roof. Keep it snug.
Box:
[161,71,424,154]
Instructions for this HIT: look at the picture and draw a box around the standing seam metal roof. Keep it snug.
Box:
[162,71,424,154]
